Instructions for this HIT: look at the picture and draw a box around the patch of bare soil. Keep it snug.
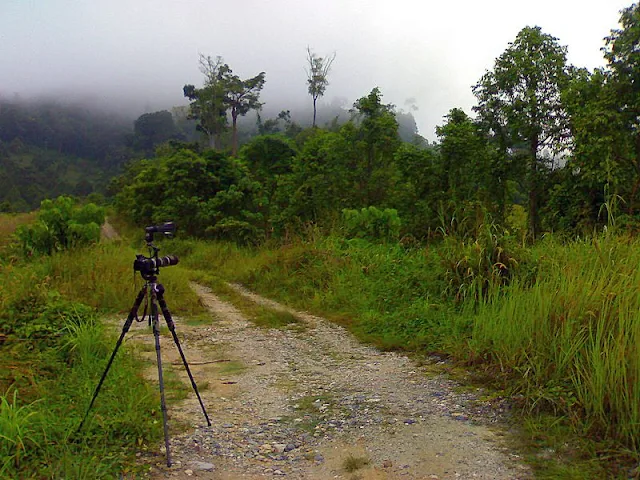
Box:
[125,283,530,479]
[101,218,121,241]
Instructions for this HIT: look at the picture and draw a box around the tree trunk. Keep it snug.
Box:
[528,136,539,240]
[232,111,238,157]
[312,97,317,128]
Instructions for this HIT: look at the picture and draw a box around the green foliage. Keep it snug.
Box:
[115,147,262,242]
[391,143,442,238]
[473,26,570,238]
[341,206,401,242]
[0,391,41,474]
[132,110,183,154]
[350,88,401,206]
[439,224,527,302]
[16,196,104,256]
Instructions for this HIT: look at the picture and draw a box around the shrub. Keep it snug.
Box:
[341,206,401,242]
[15,196,104,256]
[440,223,528,302]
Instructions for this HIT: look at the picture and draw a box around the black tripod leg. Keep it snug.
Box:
[157,294,212,427]
[151,295,172,467]
[77,286,147,433]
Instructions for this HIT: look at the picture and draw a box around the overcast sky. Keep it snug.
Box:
[0,0,632,139]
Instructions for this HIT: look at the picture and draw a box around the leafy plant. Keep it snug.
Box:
[341,206,401,242]
[15,196,104,256]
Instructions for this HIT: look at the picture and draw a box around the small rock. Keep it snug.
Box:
[284,443,296,452]
[274,470,285,476]
[184,469,194,476]
[222,423,234,428]
[192,461,215,471]
[314,454,324,462]
[273,443,287,453]
[451,413,469,421]
[404,418,416,425]
[382,460,393,468]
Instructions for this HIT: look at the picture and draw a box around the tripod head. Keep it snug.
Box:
[134,222,179,280]
[145,222,176,244]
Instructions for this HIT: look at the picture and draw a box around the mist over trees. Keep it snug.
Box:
[3,2,639,242]
[109,3,640,244]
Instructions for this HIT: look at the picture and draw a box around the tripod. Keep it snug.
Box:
[78,231,211,467]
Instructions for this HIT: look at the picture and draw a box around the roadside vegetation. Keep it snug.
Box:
[164,229,640,478]
[0,205,204,478]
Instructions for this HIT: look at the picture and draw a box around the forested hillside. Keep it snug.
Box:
[0,99,131,210]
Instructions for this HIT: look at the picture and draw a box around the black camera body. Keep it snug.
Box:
[133,254,179,277]
[134,222,179,278]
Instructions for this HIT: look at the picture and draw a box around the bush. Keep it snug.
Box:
[341,206,401,242]
[440,223,528,302]
[15,196,104,256]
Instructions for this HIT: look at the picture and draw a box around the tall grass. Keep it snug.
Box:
[173,232,640,464]
[0,293,162,478]
[0,212,36,248]
[469,235,640,450]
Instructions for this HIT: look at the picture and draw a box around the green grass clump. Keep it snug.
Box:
[0,293,162,478]
[0,216,203,477]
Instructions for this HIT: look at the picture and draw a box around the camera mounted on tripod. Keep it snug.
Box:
[133,222,179,279]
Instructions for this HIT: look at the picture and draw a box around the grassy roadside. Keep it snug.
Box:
[166,234,640,478]
[0,214,207,478]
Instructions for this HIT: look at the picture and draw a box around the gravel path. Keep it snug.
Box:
[129,283,531,479]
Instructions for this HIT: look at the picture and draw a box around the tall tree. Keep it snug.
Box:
[351,87,400,205]
[436,108,495,208]
[473,26,570,239]
[132,110,181,154]
[603,3,640,212]
[183,55,228,149]
[306,47,336,127]
[218,64,266,157]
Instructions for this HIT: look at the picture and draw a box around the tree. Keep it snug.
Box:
[183,55,228,149]
[603,3,640,212]
[306,47,336,128]
[436,108,497,212]
[217,64,266,157]
[351,88,400,206]
[114,146,262,242]
[240,134,297,235]
[132,110,181,154]
[473,26,570,239]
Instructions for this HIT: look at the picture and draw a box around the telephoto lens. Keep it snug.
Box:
[153,255,179,268]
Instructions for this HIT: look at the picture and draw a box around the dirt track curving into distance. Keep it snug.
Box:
[122,281,531,479]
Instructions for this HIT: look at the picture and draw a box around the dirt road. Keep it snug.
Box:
[128,283,530,479]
